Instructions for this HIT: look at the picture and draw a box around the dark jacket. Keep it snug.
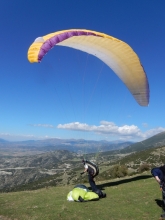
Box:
[151,166,165,183]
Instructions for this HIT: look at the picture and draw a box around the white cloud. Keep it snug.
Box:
[57,121,165,141]
[1,122,165,142]
[0,133,36,141]
[0,133,58,142]
[28,124,54,128]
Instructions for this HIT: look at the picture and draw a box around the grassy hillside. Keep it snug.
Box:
[0,174,163,220]
[1,144,165,219]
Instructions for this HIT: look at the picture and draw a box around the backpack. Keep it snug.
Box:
[85,160,99,176]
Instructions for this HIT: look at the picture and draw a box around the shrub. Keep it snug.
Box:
[110,164,128,178]
[138,163,150,173]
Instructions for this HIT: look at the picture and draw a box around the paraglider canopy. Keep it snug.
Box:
[27,29,149,106]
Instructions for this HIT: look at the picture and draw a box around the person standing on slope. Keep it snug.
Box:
[151,165,165,219]
[81,159,99,192]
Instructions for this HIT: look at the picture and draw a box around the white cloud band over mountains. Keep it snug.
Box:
[57,121,165,141]
[1,121,165,142]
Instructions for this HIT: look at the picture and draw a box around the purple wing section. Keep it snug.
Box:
[38,31,99,62]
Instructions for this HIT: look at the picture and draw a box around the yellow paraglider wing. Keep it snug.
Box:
[27,29,149,106]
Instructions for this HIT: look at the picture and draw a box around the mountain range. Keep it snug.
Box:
[0,138,133,155]
[0,131,165,156]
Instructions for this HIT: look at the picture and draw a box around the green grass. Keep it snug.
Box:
[0,174,163,220]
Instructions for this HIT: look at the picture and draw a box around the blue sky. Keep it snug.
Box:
[0,0,165,142]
